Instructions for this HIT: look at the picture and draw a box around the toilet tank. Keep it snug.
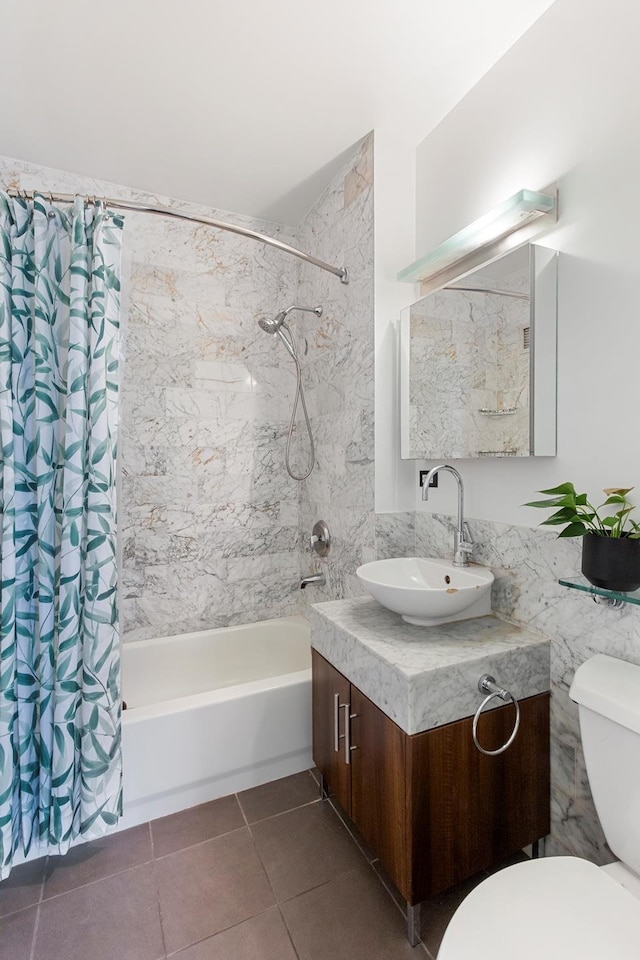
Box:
[570,654,640,874]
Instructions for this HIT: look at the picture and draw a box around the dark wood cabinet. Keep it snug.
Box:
[350,684,408,893]
[312,649,550,912]
[312,650,351,815]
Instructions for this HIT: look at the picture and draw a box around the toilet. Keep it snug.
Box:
[438,654,640,959]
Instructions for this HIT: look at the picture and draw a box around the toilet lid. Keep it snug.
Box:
[438,857,640,960]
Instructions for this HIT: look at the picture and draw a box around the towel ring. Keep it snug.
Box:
[472,675,520,756]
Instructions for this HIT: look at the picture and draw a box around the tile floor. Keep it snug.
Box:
[0,769,512,960]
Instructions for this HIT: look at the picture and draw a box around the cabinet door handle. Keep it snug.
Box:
[333,693,341,752]
[341,703,358,765]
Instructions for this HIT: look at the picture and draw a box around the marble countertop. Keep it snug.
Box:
[310,597,550,735]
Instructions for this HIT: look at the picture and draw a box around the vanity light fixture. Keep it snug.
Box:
[397,187,557,294]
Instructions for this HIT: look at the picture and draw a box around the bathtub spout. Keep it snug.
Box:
[300,573,326,589]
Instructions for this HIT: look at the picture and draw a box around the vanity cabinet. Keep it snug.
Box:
[312,649,550,907]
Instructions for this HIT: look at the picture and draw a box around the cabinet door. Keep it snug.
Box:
[407,691,550,900]
[350,685,409,900]
[312,650,351,815]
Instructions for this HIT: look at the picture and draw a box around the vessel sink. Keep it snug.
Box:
[356,557,494,626]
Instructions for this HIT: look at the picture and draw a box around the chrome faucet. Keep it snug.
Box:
[421,464,474,567]
[300,572,326,590]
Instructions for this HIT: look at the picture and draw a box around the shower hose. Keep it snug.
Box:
[277,321,315,481]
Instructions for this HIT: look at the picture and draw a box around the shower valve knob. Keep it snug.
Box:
[310,520,331,557]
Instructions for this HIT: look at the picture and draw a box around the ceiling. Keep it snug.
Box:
[0,1,555,224]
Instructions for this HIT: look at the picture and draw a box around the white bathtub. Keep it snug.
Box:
[119,614,312,828]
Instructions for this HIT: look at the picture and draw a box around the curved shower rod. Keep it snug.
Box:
[5,188,349,285]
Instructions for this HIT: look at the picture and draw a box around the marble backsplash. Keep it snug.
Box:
[375,509,640,865]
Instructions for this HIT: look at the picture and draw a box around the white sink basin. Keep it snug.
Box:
[356,557,494,626]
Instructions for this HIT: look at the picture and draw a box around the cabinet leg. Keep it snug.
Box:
[532,837,546,859]
[406,903,421,947]
[319,773,329,800]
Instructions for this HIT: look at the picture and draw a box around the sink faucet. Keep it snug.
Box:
[300,572,326,589]
[421,464,474,567]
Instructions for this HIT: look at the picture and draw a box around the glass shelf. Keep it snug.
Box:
[559,575,640,607]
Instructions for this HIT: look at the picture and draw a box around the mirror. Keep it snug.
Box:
[400,243,557,459]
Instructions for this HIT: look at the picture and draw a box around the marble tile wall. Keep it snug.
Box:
[120,209,304,638]
[0,154,304,639]
[295,135,376,606]
[375,509,640,865]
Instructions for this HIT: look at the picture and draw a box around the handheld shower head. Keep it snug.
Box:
[258,311,287,335]
[255,303,323,482]
[257,304,322,337]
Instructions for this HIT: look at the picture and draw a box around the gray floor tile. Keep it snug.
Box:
[156,827,274,954]
[151,794,244,858]
[35,862,164,960]
[0,905,38,960]
[250,799,363,903]
[237,771,319,823]
[170,906,297,960]
[43,824,153,899]
[282,862,424,960]
[0,857,46,917]
[2,773,498,960]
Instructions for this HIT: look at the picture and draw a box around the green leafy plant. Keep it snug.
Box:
[525,483,640,538]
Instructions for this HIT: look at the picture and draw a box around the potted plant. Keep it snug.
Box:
[525,482,640,591]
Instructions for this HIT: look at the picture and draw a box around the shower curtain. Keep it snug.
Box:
[0,193,124,879]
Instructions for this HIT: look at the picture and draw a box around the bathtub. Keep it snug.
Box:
[119,614,312,828]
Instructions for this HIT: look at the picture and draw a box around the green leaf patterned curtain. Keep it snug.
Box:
[0,194,124,879]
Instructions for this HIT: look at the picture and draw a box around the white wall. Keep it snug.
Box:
[372,5,559,515]
[374,129,418,512]
[408,0,640,525]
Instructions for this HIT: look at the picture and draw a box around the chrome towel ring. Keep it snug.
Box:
[472,674,520,756]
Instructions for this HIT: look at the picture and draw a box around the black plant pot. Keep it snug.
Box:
[581,534,640,592]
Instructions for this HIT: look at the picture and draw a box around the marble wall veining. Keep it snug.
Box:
[120,213,305,637]
[295,134,375,605]
[376,508,640,865]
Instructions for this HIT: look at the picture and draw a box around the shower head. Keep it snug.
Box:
[257,304,322,337]
[258,312,286,335]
